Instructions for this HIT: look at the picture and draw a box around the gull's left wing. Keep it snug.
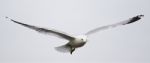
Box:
[85,15,144,35]
[5,17,75,40]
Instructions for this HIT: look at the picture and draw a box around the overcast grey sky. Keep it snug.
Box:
[0,0,150,63]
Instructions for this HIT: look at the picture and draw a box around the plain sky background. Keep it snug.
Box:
[0,0,150,63]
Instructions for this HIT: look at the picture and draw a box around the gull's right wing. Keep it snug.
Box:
[5,17,75,40]
[85,15,144,35]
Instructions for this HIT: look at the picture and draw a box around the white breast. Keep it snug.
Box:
[68,35,87,48]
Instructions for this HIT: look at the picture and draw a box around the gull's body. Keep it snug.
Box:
[68,35,87,47]
[5,15,144,54]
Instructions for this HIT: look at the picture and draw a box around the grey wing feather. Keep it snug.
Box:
[85,15,144,35]
[5,17,75,40]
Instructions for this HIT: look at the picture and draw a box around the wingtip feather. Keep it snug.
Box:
[126,14,144,24]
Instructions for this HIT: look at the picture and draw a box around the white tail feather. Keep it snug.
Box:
[55,44,71,53]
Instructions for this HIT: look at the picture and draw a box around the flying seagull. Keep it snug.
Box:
[5,15,144,54]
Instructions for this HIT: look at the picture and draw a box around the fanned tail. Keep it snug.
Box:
[55,44,71,53]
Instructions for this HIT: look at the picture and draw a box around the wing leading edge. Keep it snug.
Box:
[5,17,75,40]
[85,15,144,35]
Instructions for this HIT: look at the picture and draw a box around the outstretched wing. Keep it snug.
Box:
[5,17,75,40]
[85,15,144,35]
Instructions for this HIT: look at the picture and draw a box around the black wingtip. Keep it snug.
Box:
[5,16,16,22]
[5,16,12,21]
[126,14,144,24]
[138,14,144,17]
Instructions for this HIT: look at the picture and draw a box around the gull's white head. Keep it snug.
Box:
[76,35,88,42]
